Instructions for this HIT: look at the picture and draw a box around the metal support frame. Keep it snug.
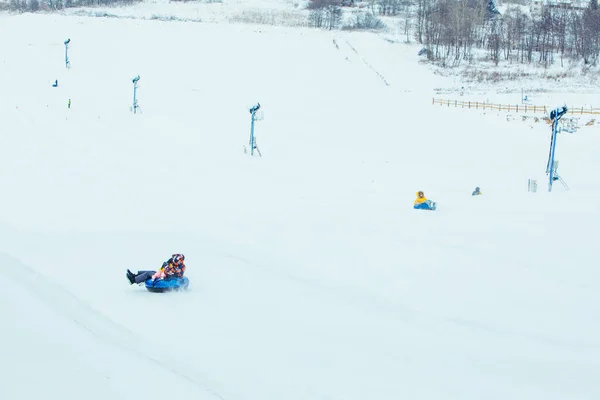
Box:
[64,38,71,69]
[248,102,262,156]
[546,106,568,192]
[132,75,140,114]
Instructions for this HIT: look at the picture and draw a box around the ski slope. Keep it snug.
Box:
[1,12,599,400]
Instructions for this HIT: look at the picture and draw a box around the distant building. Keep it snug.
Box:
[530,0,589,14]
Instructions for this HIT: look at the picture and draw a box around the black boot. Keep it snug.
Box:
[126,270,135,285]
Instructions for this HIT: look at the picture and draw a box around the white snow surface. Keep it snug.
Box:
[0,10,600,400]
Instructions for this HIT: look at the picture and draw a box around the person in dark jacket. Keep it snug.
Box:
[126,254,186,285]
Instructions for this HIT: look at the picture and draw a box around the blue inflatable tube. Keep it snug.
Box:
[145,277,190,293]
[414,201,437,211]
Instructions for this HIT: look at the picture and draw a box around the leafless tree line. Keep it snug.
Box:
[416,0,600,66]
[9,0,600,67]
[309,0,391,29]
[307,0,600,67]
[8,0,138,12]
[308,0,344,29]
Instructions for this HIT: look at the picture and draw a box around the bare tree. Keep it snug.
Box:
[378,0,401,16]
[325,2,343,29]
[309,8,325,27]
[308,0,342,30]
[400,0,412,42]
[581,6,600,64]
[415,0,434,44]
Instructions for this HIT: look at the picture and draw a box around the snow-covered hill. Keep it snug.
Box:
[0,11,599,400]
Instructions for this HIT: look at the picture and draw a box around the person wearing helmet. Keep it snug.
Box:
[414,191,437,210]
[126,254,186,285]
[472,187,482,196]
[162,254,186,279]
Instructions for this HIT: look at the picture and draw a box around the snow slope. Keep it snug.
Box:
[0,252,221,399]
[0,12,599,400]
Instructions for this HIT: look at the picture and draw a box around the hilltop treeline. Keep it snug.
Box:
[414,0,600,66]
[8,0,600,67]
[8,0,138,12]
[308,0,600,67]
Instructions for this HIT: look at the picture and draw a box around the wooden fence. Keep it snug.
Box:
[432,98,600,115]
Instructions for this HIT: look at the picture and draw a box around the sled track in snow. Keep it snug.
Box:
[0,253,229,400]
[345,40,391,87]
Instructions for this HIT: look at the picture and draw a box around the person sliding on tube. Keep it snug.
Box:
[413,191,436,210]
[126,254,186,285]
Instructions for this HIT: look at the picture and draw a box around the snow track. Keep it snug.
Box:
[344,39,391,87]
[0,252,226,400]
